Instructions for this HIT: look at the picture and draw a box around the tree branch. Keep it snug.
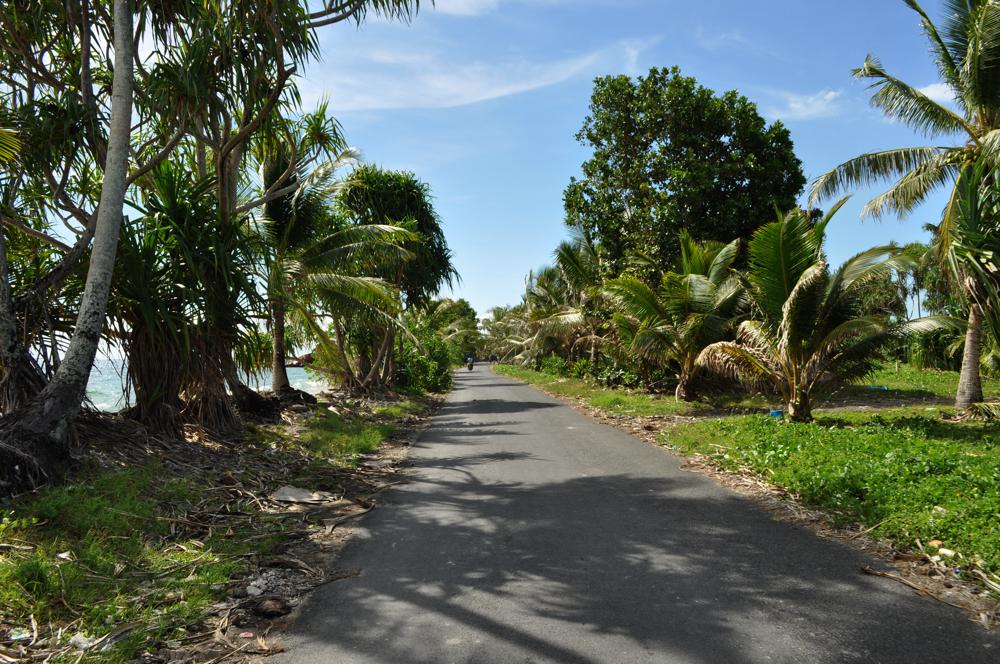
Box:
[0,216,72,252]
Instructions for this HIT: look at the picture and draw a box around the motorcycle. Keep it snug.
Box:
[467,360,474,371]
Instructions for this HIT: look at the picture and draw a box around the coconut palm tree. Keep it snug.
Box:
[254,138,360,393]
[607,232,744,401]
[810,0,1000,409]
[698,203,944,422]
[933,159,1000,408]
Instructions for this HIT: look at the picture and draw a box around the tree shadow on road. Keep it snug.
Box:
[289,478,1000,662]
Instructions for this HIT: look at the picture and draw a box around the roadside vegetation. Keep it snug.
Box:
[0,0,481,658]
[483,1,1000,607]
[668,412,1000,576]
[0,397,430,662]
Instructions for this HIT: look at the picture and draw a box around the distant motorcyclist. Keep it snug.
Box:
[466,354,475,371]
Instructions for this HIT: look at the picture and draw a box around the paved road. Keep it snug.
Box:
[280,365,1000,663]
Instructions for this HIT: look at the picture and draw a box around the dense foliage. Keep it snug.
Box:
[565,66,805,273]
[0,0,463,494]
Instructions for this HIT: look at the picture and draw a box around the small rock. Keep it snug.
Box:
[8,627,31,642]
[70,633,98,651]
[254,598,292,619]
[246,584,264,597]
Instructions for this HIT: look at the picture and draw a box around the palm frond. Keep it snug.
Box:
[854,55,974,138]
[861,150,962,219]
[902,0,964,94]
[809,147,943,204]
[0,128,19,163]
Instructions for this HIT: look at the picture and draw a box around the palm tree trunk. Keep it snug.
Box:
[956,303,985,411]
[270,298,290,392]
[675,375,696,402]
[787,388,812,423]
[0,0,133,494]
[380,330,395,386]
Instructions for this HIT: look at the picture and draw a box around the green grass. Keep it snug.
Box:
[666,413,1000,577]
[374,399,427,420]
[835,364,1000,402]
[0,397,425,661]
[0,465,249,662]
[498,363,1000,415]
[495,365,767,416]
[298,412,395,464]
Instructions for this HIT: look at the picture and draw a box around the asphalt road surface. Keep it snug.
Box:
[279,364,1000,663]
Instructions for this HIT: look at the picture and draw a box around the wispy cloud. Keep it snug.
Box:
[695,27,752,51]
[433,0,501,15]
[918,82,955,104]
[694,26,783,60]
[304,39,655,112]
[765,89,843,121]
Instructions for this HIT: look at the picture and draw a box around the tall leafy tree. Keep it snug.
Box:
[565,66,805,273]
[811,0,1000,409]
[0,0,428,493]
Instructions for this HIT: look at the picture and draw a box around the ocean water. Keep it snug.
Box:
[85,358,329,412]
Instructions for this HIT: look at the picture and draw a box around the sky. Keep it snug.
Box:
[298,0,955,316]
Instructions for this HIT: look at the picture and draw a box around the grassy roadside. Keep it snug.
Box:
[0,397,429,663]
[493,365,766,416]
[666,414,1000,576]
[495,363,1000,595]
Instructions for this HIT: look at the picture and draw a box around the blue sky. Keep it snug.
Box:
[299,0,954,316]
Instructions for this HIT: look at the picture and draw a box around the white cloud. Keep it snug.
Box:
[694,27,783,60]
[695,27,751,51]
[304,39,654,112]
[766,89,843,121]
[918,82,955,104]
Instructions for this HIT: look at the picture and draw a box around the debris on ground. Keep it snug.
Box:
[0,392,440,663]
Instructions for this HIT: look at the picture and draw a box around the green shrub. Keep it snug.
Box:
[395,332,453,393]
[908,330,961,372]
[569,358,594,379]
[540,355,568,376]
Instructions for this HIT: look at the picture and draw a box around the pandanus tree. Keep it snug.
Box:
[606,232,744,401]
[810,0,1000,410]
[698,203,944,422]
[0,0,135,492]
[0,0,429,494]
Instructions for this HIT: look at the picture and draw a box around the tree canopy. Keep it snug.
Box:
[564,66,805,273]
